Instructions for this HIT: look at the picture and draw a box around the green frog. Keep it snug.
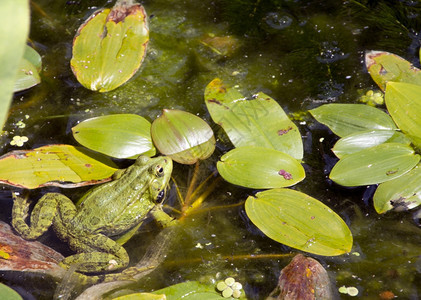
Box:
[11,155,174,275]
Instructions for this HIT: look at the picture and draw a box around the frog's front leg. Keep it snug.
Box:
[12,192,76,240]
[62,233,129,273]
[150,206,177,228]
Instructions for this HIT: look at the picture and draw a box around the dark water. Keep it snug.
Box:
[1,0,421,299]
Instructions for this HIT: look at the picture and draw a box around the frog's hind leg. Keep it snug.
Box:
[62,233,129,274]
[12,192,75,240]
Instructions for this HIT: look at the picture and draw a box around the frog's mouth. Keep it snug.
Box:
[156,189,165,203]
[156,183,171,204]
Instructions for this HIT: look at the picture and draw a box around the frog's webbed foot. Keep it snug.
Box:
[63,233,129,274]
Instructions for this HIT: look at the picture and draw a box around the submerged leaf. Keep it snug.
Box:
[310,104,396,137]
[366,51,421,91]
[0,221,65,279]
[245,189,353,256]
[205,78,303,160]
[330,143,419,187]
[217,146,305,189]
[374,165,421,214]
[72,114,155,159]
[276,254,335,300]
[0,145,118,189]
[151,109,215,164]
[71,1,149,92]
[385,81,421,148]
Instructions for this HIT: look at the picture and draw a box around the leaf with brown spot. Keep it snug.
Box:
[205,78,303,160]
[366,51,421,91]
[0,221,65,278]
[273,254,335,300]
[0,144,117,189]
[71,0,149,92]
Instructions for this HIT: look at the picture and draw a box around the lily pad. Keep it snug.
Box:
[329,143,420,187]
[332,130,409,159]
[217,146,305,189]
[72,114,155,159]
[205,78,303,160]
[385,81,421,148]
[0,144,118,189]
[151,109,215,164]
[71,0,149,92]
[310,104,397,137]
[366,51,421,91]
[373,165,421,214]
[245,189,353,256]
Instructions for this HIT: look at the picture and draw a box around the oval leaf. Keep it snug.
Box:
[151,281,240,299]
[245,189,353,256]
[310,104,397,137]
[385,81,421,148]
[366,51,421,91]
[0,221,65,278]
[373,165,421,214]
[217,146,305,189]
[151,109,215,164]
[205,78,303,160]
[0,0,30,128]
[14,57,40,92]
[330,143,420,187]
[0,145,118,189]
[71,1,149,92]
[332,130,409,158]
[0,282,22,300]
[22,44,42,71]
[72,114,155,159]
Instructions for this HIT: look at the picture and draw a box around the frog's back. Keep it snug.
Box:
[72,163,156,236]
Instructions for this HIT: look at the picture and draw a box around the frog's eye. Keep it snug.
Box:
[155,165,165,177]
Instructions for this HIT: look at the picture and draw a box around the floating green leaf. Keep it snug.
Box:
[0,282,22,300]
[151,109,215,164]
[245,189,353,256]
[14,45,42,92]
[72,114,155,159]
[385,81,421,148]
[217,146,305,189]
[366,51,421,92]
[151,281,240,299]
[0,145,118,189]
[373,165,421,214]
[332,130,409,159]
[205,78,303,160]
[310,104,397,137]
[113,293,165,300]
[0,0,30,129]
[330,143,420,187]
[71,0,149,92]
[22,44,42,71]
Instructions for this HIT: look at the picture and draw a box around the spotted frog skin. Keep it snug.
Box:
[12,156,173,274]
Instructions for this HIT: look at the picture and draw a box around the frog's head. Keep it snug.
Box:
[141,156,173,202]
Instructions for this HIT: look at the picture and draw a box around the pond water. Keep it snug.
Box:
[1,0,421,299]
